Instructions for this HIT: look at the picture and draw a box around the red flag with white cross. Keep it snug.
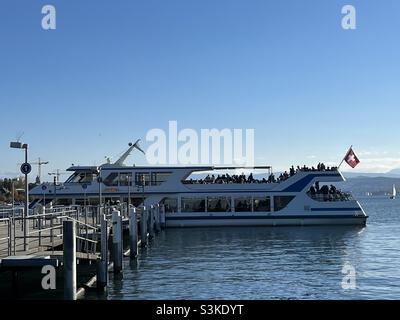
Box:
[344,147,360,168]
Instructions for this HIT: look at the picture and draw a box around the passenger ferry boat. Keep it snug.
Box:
[30,143,368,227]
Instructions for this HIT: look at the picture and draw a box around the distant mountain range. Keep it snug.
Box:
[249,170,399,196]
[341,170,400,179]
[338,175,399,196]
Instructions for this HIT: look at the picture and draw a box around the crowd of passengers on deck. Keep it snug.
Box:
[307,181,350,201]
[183,163,338,184]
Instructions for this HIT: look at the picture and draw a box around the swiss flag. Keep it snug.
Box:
[344,147,360,168]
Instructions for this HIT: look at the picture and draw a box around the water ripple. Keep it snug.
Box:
[104,198,400,300]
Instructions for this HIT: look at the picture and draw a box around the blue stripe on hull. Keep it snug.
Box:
[310,207,362,211]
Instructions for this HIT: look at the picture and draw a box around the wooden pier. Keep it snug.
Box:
[0,204,166,299]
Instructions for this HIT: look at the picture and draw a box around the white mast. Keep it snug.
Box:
[113,140,145,166]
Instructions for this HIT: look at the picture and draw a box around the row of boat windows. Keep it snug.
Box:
[161,196,295,213]
[66,172,172,186]
[104,172,172,186]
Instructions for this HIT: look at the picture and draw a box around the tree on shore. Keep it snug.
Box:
[0,177,27,203]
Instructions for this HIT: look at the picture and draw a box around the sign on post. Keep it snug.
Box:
[20,162,32,175]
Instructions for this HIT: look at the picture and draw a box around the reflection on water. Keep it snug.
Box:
[103,197,400,300]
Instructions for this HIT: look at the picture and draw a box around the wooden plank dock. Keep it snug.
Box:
[0,204,166,300]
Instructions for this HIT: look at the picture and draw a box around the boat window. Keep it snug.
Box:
[234,197,252,212]
[103,172,119,186]
[65,173,78,183]
[135,172,151,186]
[253,196,271,212]
[181,197,206,212]
[151,172,172,186]
[65,172,95,184]
[207,197,231,212]
[161,197,178,213]
[119,172,132,186]
[274,196,295,211]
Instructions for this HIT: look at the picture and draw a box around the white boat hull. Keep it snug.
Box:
[165,213,367,227]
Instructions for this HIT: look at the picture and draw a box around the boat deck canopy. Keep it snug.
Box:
[66,166,99,173]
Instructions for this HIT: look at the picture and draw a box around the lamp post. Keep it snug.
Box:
[97,168,103,207]
[141,175,145,207]
[10,141,30,251]
[12,180,15,216]
[42,184,47,208]
[127,174,131,208]
[97,168,102,225]
[48,170,61,205]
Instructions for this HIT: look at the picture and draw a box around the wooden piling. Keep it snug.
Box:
[160,205,166,229]
[148,206,155,238]
[112,210,123,273]
[63,220,77,300]
[140,206,148,247]
[97,212,108,291]
[129,207,138,259]
[155,204,161,233]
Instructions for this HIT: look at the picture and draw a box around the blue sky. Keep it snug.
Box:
[1,0,400,180]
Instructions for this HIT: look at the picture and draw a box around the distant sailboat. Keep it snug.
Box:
[390,184,396,199]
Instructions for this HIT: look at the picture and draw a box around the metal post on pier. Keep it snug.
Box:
[112,210,123,273]
[97,212,108,291]
[84,206,88,242]
[38,205,43,247]
[8,218,12,256]
[140,206,148,247]
[129,207,138,259]
[63,220,77,300]
[50,209,55,252]
[9,141,30,251]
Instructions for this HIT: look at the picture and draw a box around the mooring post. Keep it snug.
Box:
[148,205,155,238]
[155,204,161,233]
[112,210,123,273]
[160,205,166,229]
[97,211,108,291]
[63,220,77,300]
[129,207,138,259]
[140,206,148,247]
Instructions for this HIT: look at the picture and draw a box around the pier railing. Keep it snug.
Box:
[0,217,12,256]
[0,207,24,219]
[0,203,165,258]
[0,203,167,300]
[3,206,101,256]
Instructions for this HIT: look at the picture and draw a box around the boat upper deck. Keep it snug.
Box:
[30,162,344,198]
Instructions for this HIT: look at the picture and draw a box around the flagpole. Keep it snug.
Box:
[337,145,353,170]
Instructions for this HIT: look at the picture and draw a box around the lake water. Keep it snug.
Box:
[105,197,400,300]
